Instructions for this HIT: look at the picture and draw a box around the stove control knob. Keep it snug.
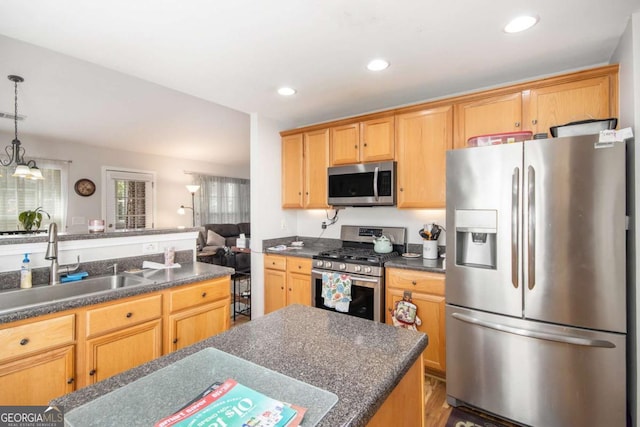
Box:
[354,265,362,272]
[364,266,372,274]
[315,260,323,268]
[339,263,346,270]
[324,261,332,268]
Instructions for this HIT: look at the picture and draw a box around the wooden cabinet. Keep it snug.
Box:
[330,116,395,165]
[285,257,313,306]
[525,75,614,136]
[264,254,312,314]
[0,313,75,404]
[386,268,446,377]
[454,92,523,149]
[395,105,453,208]
[281,129,330,209]
[82,294,162,385]
[165,277,230,352]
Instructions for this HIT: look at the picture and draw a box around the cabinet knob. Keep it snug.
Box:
[305,191,309,195]
[173,338,178,344]
[19,338,29,346]
[288,288,292,291]
[298,265,301,269]
[298,191,302,195]
[281,286,284,290]
[67,378,75,384]
[515,122,521,127]
[89,369,96,376]
[532,119,538,125]
[363,143,367,147]
[126,312,133,318]
[354,145,358,149]
[400,187,404,192]
[412,281,417,285]
[201,292,207,298]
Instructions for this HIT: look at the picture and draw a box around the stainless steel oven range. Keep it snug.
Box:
[311,225,406,322]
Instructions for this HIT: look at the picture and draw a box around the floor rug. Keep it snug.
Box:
[445,407,512,427]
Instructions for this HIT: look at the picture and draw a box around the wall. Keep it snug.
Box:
[612,11,640,427]
[249,113,294,318]
[0,130,250,233]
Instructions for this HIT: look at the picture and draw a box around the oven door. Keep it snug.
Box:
[311,269,384,322]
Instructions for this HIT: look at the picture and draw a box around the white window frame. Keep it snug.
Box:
[102,167,156,231]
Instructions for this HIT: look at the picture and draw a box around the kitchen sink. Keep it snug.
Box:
[0,274,153,315]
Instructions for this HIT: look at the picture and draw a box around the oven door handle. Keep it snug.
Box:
[312,269,380,285]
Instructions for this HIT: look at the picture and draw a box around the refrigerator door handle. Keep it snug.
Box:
[511,167,520,289]
[451,312,616,348]
[373,166,379,201]
[527,165,536,290]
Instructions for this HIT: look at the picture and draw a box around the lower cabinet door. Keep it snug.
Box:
[287,272,312,306]
[386,288,446,376]
[86,319,162,384]
[264,269,287,314]
[168,300,229,352]
[0,345,75,405]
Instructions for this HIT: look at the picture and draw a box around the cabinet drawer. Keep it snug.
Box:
[386,268,445,295]
[169,278,230,313]
[264,254,286,271]
[286,257,312,274]
[86,294,162,337]
[0,314,74,362]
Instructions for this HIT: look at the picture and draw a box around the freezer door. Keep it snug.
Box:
[446,305,626,427]
[446,143,523,317]
[523,136,626,333]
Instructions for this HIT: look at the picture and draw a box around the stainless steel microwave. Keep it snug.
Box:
[327,161,396,206]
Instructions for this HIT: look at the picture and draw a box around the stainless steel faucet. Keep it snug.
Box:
[45,223,80,285]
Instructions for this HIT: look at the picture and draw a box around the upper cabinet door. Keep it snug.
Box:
[453,92,522,149]
[525,76,612,136]
[330,123,360,165]
[360,116,395,163]
[304,128,330,209]
[281,134,304,209]
[395,105,453,208]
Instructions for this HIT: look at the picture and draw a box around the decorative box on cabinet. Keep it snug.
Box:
[386,268,446,377]
[0,313,76,404]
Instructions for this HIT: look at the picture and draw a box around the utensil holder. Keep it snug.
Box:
[423,240,438,259]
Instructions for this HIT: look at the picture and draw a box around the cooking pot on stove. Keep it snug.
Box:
[373,235,393,253]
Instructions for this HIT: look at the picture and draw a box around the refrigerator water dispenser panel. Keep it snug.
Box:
[455,209,497,269]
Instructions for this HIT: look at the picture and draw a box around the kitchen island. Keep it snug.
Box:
[53,304,427,426]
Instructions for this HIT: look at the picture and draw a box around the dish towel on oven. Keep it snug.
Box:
[321,272,352,312]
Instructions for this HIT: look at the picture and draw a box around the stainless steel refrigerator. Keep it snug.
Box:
[445,134,627,427]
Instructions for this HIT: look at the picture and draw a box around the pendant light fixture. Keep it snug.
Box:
[0,75,43,180]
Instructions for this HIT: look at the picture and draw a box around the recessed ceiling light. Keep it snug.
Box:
[277,87,296,96]
[367,59,390,71]
[504,15,538,33]
[504,15,539,33]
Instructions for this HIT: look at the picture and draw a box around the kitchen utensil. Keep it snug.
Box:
[401,253,421,258]
[373,234,393,253]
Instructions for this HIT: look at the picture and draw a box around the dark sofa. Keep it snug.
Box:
[197,223,250,271]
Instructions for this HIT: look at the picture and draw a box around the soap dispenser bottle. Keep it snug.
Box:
[20,253,32,289]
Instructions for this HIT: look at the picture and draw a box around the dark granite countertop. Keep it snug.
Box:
[0,262,233,324]
[52,304,428,427]
[385,256,446,274]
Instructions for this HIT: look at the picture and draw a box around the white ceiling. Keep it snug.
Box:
[0,0,638,166]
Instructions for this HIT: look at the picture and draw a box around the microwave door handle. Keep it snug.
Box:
[373,167,379,201]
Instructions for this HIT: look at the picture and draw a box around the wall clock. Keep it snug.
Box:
[74,178,96,197]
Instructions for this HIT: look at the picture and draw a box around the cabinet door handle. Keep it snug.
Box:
[412,281,417,285]
[126,312,133,318]
[298,265,301,269]
[173,338,178,344]
[19,338,29,346]
[201,292,207,298]
[288,288,292,291]
[363,142,368,147]
[515,121,521,127]
[354,145,358,149]
[67,378,75,384]
[89,369,96,376]
[532,119,538,125]
[399,187,404,192]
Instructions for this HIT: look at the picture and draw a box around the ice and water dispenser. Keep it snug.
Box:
[455,209,497,269]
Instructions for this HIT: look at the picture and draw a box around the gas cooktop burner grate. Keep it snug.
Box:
[315,247,400,265]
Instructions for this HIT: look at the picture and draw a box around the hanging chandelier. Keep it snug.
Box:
[0,75,43,180]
